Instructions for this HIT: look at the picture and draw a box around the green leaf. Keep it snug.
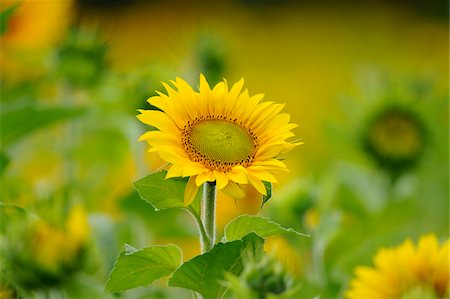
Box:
[225,215,308,241]
[262,181,272,207]
[241,233,265,262]
[0,104,85,148]
[169,241,244,299]
[133,171,188,211]
[105,244,182,293]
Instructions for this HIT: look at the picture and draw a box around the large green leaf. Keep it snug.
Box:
[169,234,265,299]
[0,104,85,148]
[169,240,244,299]
[225,215,308,241]
[105,244,182,293]
[133,171,188,211]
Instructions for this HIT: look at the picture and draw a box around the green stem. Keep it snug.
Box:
[186,207,210,251]
[201,182,216,253]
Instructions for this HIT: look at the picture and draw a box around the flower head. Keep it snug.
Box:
[346,234,449,299]
[363,106,425,177]
[138,75,301,205]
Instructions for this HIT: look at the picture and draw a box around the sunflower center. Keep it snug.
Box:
[182,118,257,171]
[370,112,422,158]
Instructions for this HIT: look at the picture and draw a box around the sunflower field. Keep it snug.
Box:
[0,1,448,299]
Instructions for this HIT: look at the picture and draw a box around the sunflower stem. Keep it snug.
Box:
[186,207,210,252]
[201,182,216,253]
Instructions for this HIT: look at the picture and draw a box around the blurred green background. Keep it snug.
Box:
[0,0,448,298]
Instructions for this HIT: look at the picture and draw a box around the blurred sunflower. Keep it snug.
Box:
[363,106,425,178]
[31,205,88,273]
[0,0,73,80]
[265,236,303,277]
[138,75,301,205]
[346,234,449,299]
[0,0,72,49]
[3,204,90,290]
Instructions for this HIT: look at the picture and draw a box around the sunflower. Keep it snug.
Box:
[363,106,425,177]
[138,75,301,205]
[346,234,449,299]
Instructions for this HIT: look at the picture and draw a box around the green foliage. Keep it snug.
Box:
[226,256,297,299]
[169,234,263,299]
[225,215,308,241]
[0,202,29,233]
[0,151,9,174]
[105,244,182,293]
[194,33,227,86]
[133,171,187,211]
[169,241,243,298]
[0,104,85,148]
[241,233,265,262]
[56,28,108,87]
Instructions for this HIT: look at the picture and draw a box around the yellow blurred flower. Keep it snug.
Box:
[346,234,449,299]
[0,0,73,80]
[138,75,301,205]
[31,204,90,272]
[265,236,302,277]
[65,204,90,248]
[0,284,15,299]
[1,0,73,49]
[303,207,320,231]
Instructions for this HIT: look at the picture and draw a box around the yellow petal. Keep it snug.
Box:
[247,173,267,195]
[226,165,248,184]
[214,171,228,189]
[280,141,304,154]
[137,109,180,133]
[182,162,207,177]
[221,181,246,199]
[246,166,278,183]
[254,142,285,161]
[184,176,199,206]
[166,164,184,179]
[250,103,285,132]
[157,147,186,164]
[199,74,211,93]
[138,130,178,144]
[196,171,215,186]
[252,159,287,170]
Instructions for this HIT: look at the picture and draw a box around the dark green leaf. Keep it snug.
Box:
[169,241,244,299]
[225,215,308,241]
[0,104,85,148]
[261,181,272,207]
[133,171,188,211]
[105,244,182,293]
